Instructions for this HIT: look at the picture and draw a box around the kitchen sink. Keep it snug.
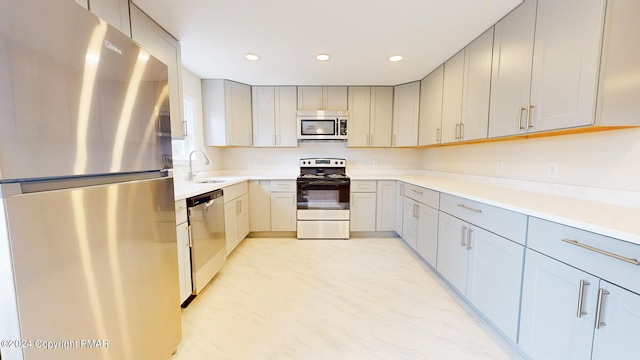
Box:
[196,179,227,184]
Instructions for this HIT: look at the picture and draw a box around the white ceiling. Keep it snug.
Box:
[131,0,522,86]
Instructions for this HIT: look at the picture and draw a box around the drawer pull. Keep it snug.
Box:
[411,189,424,195]
[562,238,640,266]
[457,203,482,213]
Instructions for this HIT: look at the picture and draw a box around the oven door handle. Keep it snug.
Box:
[297,180,350,187]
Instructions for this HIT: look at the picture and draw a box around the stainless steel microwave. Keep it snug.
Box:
[297,111,348,141]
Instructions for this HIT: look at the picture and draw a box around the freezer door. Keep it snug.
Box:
[0,0,172,180]
[1,177,181,359]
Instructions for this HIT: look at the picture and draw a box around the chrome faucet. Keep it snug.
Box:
[187,149,211,181]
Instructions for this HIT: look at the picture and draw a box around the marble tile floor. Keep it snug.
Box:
[172,237,524,360]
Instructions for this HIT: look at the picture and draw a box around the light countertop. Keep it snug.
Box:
[174,172,640,246]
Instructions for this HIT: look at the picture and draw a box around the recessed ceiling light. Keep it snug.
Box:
[389,55,403,62]
[245,54,259,61]
[316,54,330,61]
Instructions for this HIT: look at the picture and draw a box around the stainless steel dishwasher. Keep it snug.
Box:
[186,189,225,296]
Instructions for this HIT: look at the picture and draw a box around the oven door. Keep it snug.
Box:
[297,179,350,210]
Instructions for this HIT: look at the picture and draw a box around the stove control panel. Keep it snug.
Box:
[300,158,346,167]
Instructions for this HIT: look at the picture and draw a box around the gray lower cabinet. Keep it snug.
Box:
[402,184,440,266]
[436,194,526,342]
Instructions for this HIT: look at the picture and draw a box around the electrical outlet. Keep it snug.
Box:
[496,161,504,174]
[547,162,559,178]
[372,159,379,167]
[254,159,260,167]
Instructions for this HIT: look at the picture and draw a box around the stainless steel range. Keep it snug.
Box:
[297,158,350,239]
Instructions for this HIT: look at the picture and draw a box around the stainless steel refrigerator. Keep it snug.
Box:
[0,1,181,359]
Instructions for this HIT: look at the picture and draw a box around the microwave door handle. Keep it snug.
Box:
[335,120,338,136]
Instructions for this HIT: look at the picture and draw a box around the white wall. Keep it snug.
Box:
[421,128,640,192]
[221,142,422,174]
[177,68,222,179]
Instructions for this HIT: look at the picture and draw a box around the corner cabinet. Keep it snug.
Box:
[347,87,394,147]
[392,81,420,147]
[418,65,444,146]
[297,86,347,111]
[202,79,253,147]
[252,86,297,147]
[248,180,296,232]
[129,4,184,139]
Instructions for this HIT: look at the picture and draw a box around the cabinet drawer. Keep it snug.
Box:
[270,180,296,192]
[351,180,377,192]
[175,200,187,225]
[528,217,640,294]
[404,183,439,209]
[223,181,248,202]
[440,193,526,245]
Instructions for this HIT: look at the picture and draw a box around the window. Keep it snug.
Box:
[171,95,197,162]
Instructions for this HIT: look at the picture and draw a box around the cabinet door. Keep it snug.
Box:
[324,86,348,110]
[237,194,250,240]
[370,87,394,147]
[252,86,276,147]
[519,249,598,360]
[395,182,404,236]
[591,282,640,360]
[436,212,469,293]
[224,201,239,257]
[249,181,271,231]
[416,204,438,267]
[350,192,377,232]
[489,0,537,138]
[270,192,296,231]
[418,65,444,146]
[129,5,184,139]
[227,81,253,146]
[347,87,371,147]
[392,81,420,147]
[461,28,493,141]
[376,181,396,231]
[88,0,131,36]
[441,50,465,144]
[176,222,192,304]
[297,86,324,110]
[402,197,418,250]
[275,86,298,147]
[466,226,524,342]
[529,0,605,132]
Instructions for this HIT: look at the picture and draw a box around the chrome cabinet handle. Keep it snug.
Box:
[411,189,424,195]
[415,204,420,219]
[393,134,397,146]
[519,107,527,130]
[460,123,465,140]
[455,123,460,140]
[182,120,188,137]
[466,228,473,250]
[457,203,482,213]
[527,105,534,129]
[436,128,441,143]
[576,280,590,318]
[461,226,468,247]
[562,239,640,265]
[595,288,610,329]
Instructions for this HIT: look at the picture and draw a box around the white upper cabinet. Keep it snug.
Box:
[252,86,297,147]
[418,65,444,146]
[392,81,420,147]
[529,0,605,132]
[202,79,253,147]
[441,50,465,144]
[460,28,493,141]
[595,0,640,126]
[87,0,131,37]
[75,0,88,9]
[489,0,537,138]
[347,86,393,147]
[297,86,347,110]
[130,4,184,139]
